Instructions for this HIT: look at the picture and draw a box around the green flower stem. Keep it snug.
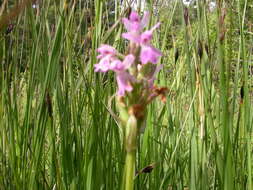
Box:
[124,114,138,190]
[125,150,136,190]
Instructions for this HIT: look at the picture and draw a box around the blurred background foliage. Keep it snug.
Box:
[0,0,252,189]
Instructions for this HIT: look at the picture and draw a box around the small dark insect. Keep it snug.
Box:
[5,24,15,35]
[135,163,156,177]
[141,165,154,173]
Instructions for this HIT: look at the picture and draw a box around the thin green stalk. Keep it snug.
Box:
[123,114,138,190]
[125,151,136,190]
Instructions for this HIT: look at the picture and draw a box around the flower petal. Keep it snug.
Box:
[140,30,153,44]
[122,54,135,69]
[140,11,150,29]
[122,18,132,32]
[140,23,160,44]
[122,11,142,32]
[129,11,140,22]
[122,32,140,43]
[116,71,134,96]
[94,56,111,72]
[110,60,124,71]
[97,44,117,56]
[140,45,162,64]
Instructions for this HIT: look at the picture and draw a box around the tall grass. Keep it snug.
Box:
[0,0,252,189]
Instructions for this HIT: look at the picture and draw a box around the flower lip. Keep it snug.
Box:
[116,71,134,96]
[122,18,142,32]
[122,54,135,69]
[97,44,117,57]
[109,54,135,72]
[140,23,161,44]
[140,31,153,44]
[140,45,162,64]
[129,11,141,22]
[94,57,111,72]
[110,60,124,71]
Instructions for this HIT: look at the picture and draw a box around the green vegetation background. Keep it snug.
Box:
[0,0,252,189]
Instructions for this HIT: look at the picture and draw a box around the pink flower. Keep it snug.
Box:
[122,12,160,46]
[122,11,161,64]
[94,53,136,96]
[97,44,117,59]
[122,11,149,33]
[140,45,162,64]
[112,55,135,96]
[94,55,114,72]
[95,44,122,72]
[94,11,164,97]
[122,11,150,43]
[122,32,140,44]
[129,11,141,22]
[116,71,134,96]
[140,23,160,44]
[110,54,135,71]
